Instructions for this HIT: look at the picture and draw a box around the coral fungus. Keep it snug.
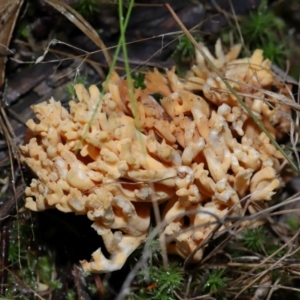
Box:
[20,41,292,272]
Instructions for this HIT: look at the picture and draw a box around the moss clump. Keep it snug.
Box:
[222,0,288,67]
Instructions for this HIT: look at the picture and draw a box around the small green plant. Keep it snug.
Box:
[260,41,288,67]
[174,35,197,60]
[72,0,101,19]
[241,227,268,253]
[8,239,22,264]
[6,217,62,299]
[132,72,146,89]
[240,4,282,44]
[137,263,184,300]
[172,34,201,76]
[19,23,32,39]
[130,237,184,299]
[204,269,229,296]
[224,0,288,67]
[173,34,201,63]
[287,216,298,231]
[67,289,76,300]
[65,73,88,99]
[37,256,62,289]
[241,5,287,66]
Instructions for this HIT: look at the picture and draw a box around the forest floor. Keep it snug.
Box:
[1,0,300,299]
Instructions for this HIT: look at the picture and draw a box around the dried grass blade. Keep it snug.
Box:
[44,0,111,65]
[0,0,24,88]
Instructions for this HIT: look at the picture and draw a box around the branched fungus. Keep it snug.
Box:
[21,41,293,272]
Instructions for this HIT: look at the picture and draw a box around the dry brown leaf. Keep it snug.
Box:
[0,0,24,88]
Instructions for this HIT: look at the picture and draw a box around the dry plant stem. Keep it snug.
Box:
[197,235,232,267]
[270,208,300,215]
[35,38,106,79]
[273,285,300,294]
[0,217,10,296]
[16,38,164,73]
[165,3,298,172]
[94,274,104,298]
[0,184,24,220]
[0,106,24,196]
[0,0,24,87]
[185,274,193,298]
[189,295,215,300]
[186,74,300,112]
[267,213,294,245]
[211,0,234,27]
[183,221,222,269]
[1,107,15,140]
[72,265,90,300]
[78,0,134,148]
[16,13,216,71]
[293,80,300,168]
[0,106,22,272]
[252,273,272,300]
[192,270,210,297]
[14,34,175,67]
[226,194,300,226]
[184,195,251,268]
[115,208,227,299]
[114,212,183,299]
[191,198,300,265]
[173,291,184,300]
[228,0,248,57]
[153,195,169,268]
[0,197,17,284]
[44,0,111,66]
[234,230,300,298]
[227,261,296,267]
[5,107,27,126]
[210,80,298,109]
[5,268,45,300]
[122,13,219,70]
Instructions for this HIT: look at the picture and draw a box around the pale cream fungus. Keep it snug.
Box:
[21,41,292,272]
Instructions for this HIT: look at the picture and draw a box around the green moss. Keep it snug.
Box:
[65,73,88,100]
[240,3,284,45]
[136,263,184,300]
[287,216,298,231]
[204,269,229,296]
[236,226,290,260]
[67,289,77,300]
[172,34,201,75]
[19,23,33,39]
[132,72,146,89]
[241,227,268,253]
[72,0,101,19]
[173,35,200,62]
[6,217,62,299]
[223,0,289,67]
